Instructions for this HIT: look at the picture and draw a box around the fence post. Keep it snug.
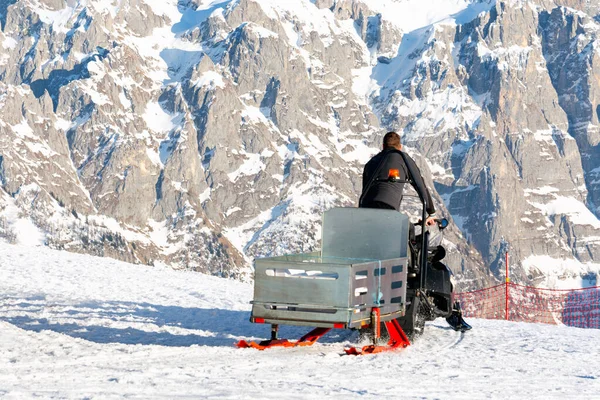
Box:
[505,251,510,321]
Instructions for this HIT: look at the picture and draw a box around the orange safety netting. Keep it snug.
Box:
[455,283,600,329]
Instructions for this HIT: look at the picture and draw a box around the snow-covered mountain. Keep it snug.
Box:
[1,241,599,398]
[1,0,600,288]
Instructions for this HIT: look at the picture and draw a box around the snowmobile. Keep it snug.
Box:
[237,170,469,354]
[391,213,472,339]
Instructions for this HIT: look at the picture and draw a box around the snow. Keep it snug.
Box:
[1,242,600,398]
[477,44,534,71]
[426,159,452,179]
[10,119,35,139]
[224,207,275,252]
[199,187,211,203]
[335,136,379,164]
[118,91,132,109]
[393,87,483,141]
[53,117,72,132]
[522,255,600,289]
[157,0,229,33]
[0,200,46,247]
[351,66,379,104]
[222,169,344,257]
[227,149,272,182]
[86,215,151,245]
[240,104,272,127]
[367,0,496,32]
[7,219,45,246]
[247,23,278,39]
[79,80,111,106]
[2,36,17,49]
[225,206,242,217]
[191,70,226,89]
[146,147,163,167]
[263,0,495,41]
[33,0,78,33]
[532,128,554,142]
[525,186,560,196]
[123,21,204,84]
[142,102,176,133]
[24,141,58,158]
[147,219,185,256]
[257,0,341,43]
[142,0,183,23]
[258,0,372,74]
[86,60,107,80]
[289,128,332,161]
[529,196,600,229]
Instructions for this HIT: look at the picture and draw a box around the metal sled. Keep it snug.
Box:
[237,208,411,353]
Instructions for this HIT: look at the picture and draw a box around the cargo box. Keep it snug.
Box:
[250,208,409,329]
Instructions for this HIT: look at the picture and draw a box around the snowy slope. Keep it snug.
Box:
[1,241,599,399]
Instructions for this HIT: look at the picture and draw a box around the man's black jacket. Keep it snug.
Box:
[359,148,436,216]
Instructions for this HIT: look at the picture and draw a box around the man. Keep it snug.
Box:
[359,131,436,226]
[359,131,472,334]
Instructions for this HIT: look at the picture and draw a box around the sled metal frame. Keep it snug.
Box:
[238,208,412,355]
[250,254,408,329]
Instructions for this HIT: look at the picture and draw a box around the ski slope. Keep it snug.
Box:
[0,242,599,399]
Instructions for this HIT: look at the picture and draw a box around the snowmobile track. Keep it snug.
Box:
[413,323,465,354]
[448,331,465,349]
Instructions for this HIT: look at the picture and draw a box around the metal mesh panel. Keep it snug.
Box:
[456,283,600,329]
[321,208,408,261]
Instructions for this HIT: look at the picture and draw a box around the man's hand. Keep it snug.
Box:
[425,216,437,227]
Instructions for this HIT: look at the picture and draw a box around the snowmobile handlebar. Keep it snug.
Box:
[416,217,449,230]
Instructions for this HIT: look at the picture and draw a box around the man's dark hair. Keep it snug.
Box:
[383,131,401,149]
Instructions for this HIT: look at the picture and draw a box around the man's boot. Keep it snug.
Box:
[446,301,472,332]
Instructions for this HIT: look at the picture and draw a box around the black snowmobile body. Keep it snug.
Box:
[396,233,455,338]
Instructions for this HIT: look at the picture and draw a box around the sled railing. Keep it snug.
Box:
[251,253,408,329]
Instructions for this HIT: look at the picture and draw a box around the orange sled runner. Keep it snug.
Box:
[236,309,411,355]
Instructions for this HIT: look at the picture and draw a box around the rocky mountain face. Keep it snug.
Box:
[1,0,599,289]
[374,0,600,286]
